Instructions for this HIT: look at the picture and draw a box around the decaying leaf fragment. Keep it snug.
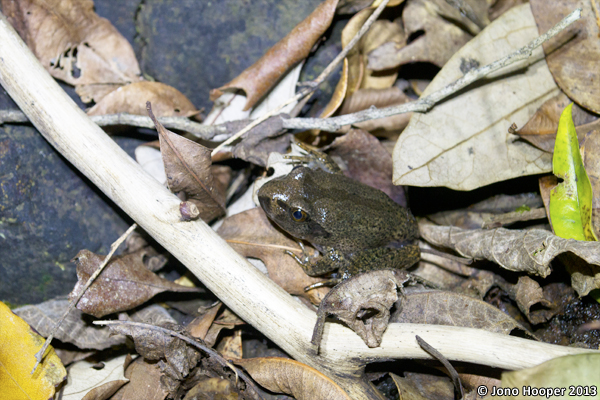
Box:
[235,357,352,400]
[1,0,142,101]
[213,0,339,110]
[147,104,226,222]
[0,302,67,400]
[69,250,200,318]
[550,104,597,241]
[419,223,600,296]
[312,269,412,349]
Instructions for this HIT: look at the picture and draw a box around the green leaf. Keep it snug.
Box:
[550,104,597,241]
[502,353,600,395]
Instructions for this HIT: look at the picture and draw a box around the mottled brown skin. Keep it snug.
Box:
[257,166,420,284]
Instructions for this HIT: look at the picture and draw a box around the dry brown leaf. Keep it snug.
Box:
[213,0,339,110]
[339,87,412,132]
[531,0,600,113]
[339,86,410,115]
[217,207,329,304]
[88,82,198,117]
[183,377,240,400]
[342,8,371,95]
[217,329,243,360]
[113,357,170,400]
[235,357,352,400]
[204,308,246,347]
[318,58,349,119]
[517,92,600,152]
[367,0,473,70]
[187,302,221,340]
[419,222,600,296]
[1,0,142,102]
[147,105,226,222]
[69,249,199,318]
[391,289,526,334]
[312,270,412,348]
[360,19,404,89]
[329,128,407,206]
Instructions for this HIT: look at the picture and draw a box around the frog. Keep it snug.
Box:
[257,144,420,289]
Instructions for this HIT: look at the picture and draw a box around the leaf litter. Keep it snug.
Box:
[7,0,600,398]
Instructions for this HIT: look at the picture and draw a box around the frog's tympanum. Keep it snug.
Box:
[257,154,420,288]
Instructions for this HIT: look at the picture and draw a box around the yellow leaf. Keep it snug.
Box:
[0,301,66,400]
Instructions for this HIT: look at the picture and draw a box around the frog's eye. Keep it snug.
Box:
[291,208,307,222]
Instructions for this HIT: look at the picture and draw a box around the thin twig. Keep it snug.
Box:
[0,109,232,140]
[93,320,264,399]
[210,0,391,156]
[31,223,137,373]
[283,8,582,132]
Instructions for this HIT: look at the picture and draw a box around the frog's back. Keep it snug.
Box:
[306,169,418,252]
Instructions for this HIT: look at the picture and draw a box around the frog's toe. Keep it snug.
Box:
[304,278,341,292]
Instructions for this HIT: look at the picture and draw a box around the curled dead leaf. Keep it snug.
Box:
[419,222,600,296]
[312,269,412,349]
[147,103,226,222]
[69,249,199,318]
[214,0,339,110]
[235,357,352,400]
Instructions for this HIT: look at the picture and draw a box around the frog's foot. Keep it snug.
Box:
[304,278,341,292]
[286,142,342,174]
[285,241,312,267]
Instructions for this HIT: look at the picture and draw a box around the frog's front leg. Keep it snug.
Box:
[344,244,420,276]
[286,245,351,276]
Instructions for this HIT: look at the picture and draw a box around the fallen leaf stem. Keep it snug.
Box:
[0,9,597,400]
[31,223,137,373]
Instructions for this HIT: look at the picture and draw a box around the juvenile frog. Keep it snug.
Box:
[257,150,420,288]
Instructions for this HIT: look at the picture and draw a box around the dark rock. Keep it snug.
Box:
[0,124,144,306]
[134,0,324,112]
